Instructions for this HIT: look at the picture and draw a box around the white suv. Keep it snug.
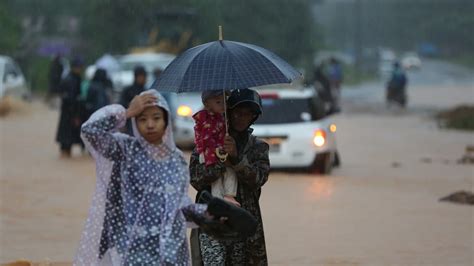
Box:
[0,55,30,100]
[168,92,203,148]
[253,87,339,174]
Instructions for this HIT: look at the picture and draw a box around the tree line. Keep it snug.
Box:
[1,0,320,92]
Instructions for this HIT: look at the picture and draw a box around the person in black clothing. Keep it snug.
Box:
[84,68,112,118]
[119,65,147,134]
[55,57,85,157]
[190,89,270,265]
[153,67,172,106]
[313,63,333,113]
[327,57,343,113]
[386,61,408,108]
[120,66,147,108]
[47,54,64,107]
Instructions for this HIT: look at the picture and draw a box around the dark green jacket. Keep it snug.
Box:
[190,130,270,265]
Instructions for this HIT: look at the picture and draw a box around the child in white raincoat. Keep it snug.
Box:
[75,90,208,265]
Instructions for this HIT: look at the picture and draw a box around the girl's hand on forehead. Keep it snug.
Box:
[126,94,158,118]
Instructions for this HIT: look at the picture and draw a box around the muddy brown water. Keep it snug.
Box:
[1,98,473,265]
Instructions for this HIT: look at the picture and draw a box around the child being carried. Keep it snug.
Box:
[193,90,240,207]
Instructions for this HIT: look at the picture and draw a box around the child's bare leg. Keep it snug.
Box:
[211,176,224,198]
[223,168,240,206]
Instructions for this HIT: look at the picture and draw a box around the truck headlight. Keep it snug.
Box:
[177,105,193,117]
[313,129,326,147]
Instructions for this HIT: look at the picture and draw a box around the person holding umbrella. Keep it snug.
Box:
[151,27,301,265]
[190,88,270,265]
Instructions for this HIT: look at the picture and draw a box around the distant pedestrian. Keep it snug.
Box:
[47,54,64,107]
[120,66,147,134]
[386,61,408,108]
[84,68,112,118]
[153,67,173,110]
[327,57,343,113]
[313,63,333,114]
[55,56,85,157]
[152,68,162,82]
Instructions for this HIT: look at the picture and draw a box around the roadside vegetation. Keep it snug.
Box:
[436,105,474,131]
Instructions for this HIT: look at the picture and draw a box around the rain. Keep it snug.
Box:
[1,0,473,265]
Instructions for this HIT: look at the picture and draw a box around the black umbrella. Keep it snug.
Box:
[152,27,301,157]
[151,27,302,93]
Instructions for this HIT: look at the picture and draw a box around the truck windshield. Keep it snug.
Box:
[254,97,325,124]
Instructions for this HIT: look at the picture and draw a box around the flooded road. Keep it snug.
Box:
[1,60,473,265]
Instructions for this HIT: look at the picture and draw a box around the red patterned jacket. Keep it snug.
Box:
[193,110,226,166]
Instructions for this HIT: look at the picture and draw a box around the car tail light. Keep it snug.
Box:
[177,105,193,117]
[260,93,279,99]
[313,129,326,147]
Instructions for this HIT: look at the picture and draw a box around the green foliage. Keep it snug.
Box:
[449,54,474,69]
[343,65,376,86]
[27,57,51,93]
[388,0,474,56]
[191,0,318,67]
[0,1,20,54]
[2,0,320,89]
[322,0,474,57]
[80,0,156,57]
[79,0,319,68]
[437,105,474,131]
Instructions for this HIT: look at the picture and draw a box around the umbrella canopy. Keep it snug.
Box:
[151,40,301,93]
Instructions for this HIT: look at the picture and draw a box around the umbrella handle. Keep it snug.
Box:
[216,148,228,162]
[221,87,229,163]
[223,89,228,135]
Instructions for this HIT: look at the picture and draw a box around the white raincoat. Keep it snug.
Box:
[75,90,206,265]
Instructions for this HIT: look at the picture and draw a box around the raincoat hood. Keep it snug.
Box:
[131,90,176,159]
